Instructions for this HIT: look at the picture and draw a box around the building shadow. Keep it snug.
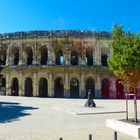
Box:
[0,101,38,123]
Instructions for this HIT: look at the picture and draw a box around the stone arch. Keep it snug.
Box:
[11,77,19,96]
[70,78,79,98]
[55,49,64,65]
[24,77,33,97]
[25,47,33,65]
[86,47,93,66]
[40,47,48,65]
[54,77,64,98]
[86,78,95,98]
[116,79,124,99]
[12,47,19,65]
[101,48,109,66]
[101,78,110,99]
[71,50,78,65]
[1,77,6,94]
[38,77,48,97]
[0,48,7,65]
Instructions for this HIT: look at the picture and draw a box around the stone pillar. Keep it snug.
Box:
[19,47,23,65]
[95,43,101,65]
[52,51,55,65]
[33,43,37,65]
[22,50,26,65]
[79,74,86,98]
[6,46,10,65]
[95,74,102,98]
[64,73,70,98]
[6,74,10,96]
[19,73,23,96]
[33,72,37,96]
[48,73,53,97]
[48,49,52,65]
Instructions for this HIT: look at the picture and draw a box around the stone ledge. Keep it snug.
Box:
[106,119,140,138]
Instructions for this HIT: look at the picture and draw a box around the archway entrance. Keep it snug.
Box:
[101,54,108,66]
[0,49,6,65]
[101,79,110,99]
[11,78,19,96]
[25,78,33,97]
[12,48,19,65]
[54,78,64,98]
[70,78,79,98]
[1,78,6,95]
[71,50,78,65]
[55,50,63,65]
[116,79,124,99]
[86,48,93,66]
[40,47,48,65]
[26,48,33,65]
[86,78,95,98]
[39,78,48,97]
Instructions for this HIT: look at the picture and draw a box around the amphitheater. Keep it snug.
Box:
[0,30,139,99]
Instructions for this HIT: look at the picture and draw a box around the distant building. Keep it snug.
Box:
[0,30,139,99]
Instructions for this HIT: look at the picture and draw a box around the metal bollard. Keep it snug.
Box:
[89,134,92,140]
[59,138,63,140]
[114,131,117,140]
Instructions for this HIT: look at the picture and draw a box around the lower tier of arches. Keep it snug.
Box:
[1,73,140,99]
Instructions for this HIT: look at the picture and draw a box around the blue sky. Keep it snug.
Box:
[0,0,140,33]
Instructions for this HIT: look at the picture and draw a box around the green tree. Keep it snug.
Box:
[108,24,140,123]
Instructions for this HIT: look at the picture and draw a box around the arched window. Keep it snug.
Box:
[39,78,48,97]
[101,79,110,99]
[25,78,33,97]
[26,48,33,65]
[86,78,95,98]
[116,79,124,99]
[55,50,64,65]
[86,48,93,66]
[70,78,79,98]
[40,47,48,65]
[11,78,19,96]
[12,48,19,65]
[0,49,6,65]
[71,50,78,65]
[101,48,109,66]
[54,77,64,98]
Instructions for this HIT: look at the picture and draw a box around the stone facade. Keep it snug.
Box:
[0,30,120,99]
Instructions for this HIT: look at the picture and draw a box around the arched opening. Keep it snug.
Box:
[39,78,48,97]
[70,78,79,98]
[86,48,93,66]
[1,77,6,95]
[101,54,108,66]
[11,78,19,96]
[71,50,78,65]
[25,78,33,97]
[55,50,64,65]
[0,49,6,65]
[101,48,109,66]
[40,47,48,65]
[54,77,64,98]
[116,79,124,99]
[86,78,95,98]
[26,48,33,65]
[12,48,19,65]
[101,79,110,99]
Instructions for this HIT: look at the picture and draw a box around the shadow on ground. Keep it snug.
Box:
[0,101,38,123]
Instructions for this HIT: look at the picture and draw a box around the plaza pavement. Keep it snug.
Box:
[0,96,139,140]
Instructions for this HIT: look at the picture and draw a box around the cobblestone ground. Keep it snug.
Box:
[0,96,139,140]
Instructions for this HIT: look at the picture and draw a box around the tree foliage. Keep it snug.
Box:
[108,24,140,93]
